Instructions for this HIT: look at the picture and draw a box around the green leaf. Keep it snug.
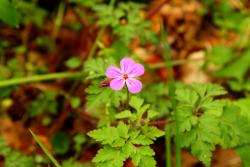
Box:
[147,110,159,120]
[73,134,87,144]
[70,96,81,109]
[14,45,27,54]
[137,104,150,121]
[235,145,250,167]
[138,156,156,167]
[14,0,47,27]
[136,146,155,156]
[88,122,130,148]
[0,137,37,167]
[142,126,165,140]
[207,45,234,65]
[121,143,135,157]
[88,127,119,145]
[129,96,144,111]
[205,83,227,97]
[131,135,153,145]
[117,122,129,139]
[86,85,111,111]
[27,92,58,117]
[0,0,19,27]
[183,113,220,167]
[93,146,126,167]
[51,131,71,155]
[191,141,215,167]
[62,158,93,167]
[141,83,171,116]
[115,110,132,119]
[73,134,87,153]
[179,115,198,132]
[65,57,81,68]
[219,104,242,147]
[175,86,199,106]
[86,81,123,112]
[131,146,156,167]
[69,0,97,8]
[235,98,250,120]
[200,98,225,116]
[214,50,250,80]
[84,57,115,80]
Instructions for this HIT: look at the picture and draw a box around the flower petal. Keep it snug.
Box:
[120,57,134,73]
[127,63,144,77]
[126,78,142,94]
[110,77,125,91]
[105,65,122,78]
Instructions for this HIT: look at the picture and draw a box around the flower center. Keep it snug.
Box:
[123,73,129,79]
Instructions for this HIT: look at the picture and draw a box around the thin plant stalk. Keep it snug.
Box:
[148,57,205,69]
[160,21,181,167]
[0,72,82,88]
[87,0,116,59]
[52,0,66,40]
[87,27,106,59]
[165,125,172,167]
[126,85,130,109]
[29,129,62,167]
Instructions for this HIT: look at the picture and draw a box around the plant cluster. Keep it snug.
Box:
[0,0,250,167]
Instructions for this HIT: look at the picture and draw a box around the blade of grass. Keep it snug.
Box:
[160,20,181,167]
[29,129,62,167]
[52,0,66,40]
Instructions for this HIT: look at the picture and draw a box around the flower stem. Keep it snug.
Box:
[126,86,130,109]
[165,125,172,167]
[160,21,181,167]
[0,72,82,88]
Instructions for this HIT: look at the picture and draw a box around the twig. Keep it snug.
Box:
[148,119,172,126]
[146,0,169,19]
[48,103,71,136]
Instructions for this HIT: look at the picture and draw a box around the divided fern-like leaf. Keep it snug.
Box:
[175,83,227,166]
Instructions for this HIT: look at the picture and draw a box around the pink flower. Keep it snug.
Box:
[105,57,144,94]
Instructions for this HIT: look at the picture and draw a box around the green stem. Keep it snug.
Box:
[165,125,172,167]
[148,57,205,69]
[173,103,181,167]
[160,21,181,167]
[109,0,116,9]
[0,72,82,88]
[87,27,106,59]
[29,129,62,167]
[126,86,130,109]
